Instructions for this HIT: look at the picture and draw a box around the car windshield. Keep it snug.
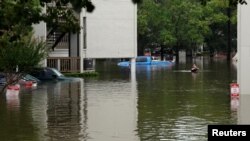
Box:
[24,74,40,82]
[51,68,64,77]
[136,57,148,62]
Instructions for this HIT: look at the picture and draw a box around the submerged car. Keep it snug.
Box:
[117,56,174,67]
[28,67,78,81]
[0,73,40,87]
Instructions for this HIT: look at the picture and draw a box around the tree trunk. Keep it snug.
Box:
[160,45,164,60]
[175,44,179,62]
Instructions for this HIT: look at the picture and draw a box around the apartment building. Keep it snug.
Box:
[33,0,137,73]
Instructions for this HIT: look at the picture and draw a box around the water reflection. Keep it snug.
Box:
[31,77,137,141]
[45,80,84,141]
[238,95,250,124]
[83,79,138,141]
[6,90,20,111]
[0,57,241,141]
[230,98,239,111]
[0,88,38,140]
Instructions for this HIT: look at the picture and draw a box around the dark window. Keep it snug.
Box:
[136,57,148,62]
[83,17,87,49]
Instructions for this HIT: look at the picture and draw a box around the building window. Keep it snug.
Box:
[83,17,87,49]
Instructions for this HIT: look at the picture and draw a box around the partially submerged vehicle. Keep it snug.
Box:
[28,67,80,81]
[0,74,40,87]
[117,56,174,67]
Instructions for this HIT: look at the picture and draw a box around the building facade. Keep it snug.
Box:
[33,0,137,73]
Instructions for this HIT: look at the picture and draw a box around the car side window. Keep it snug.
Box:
[136,57,148,62]
[45,68,54,78]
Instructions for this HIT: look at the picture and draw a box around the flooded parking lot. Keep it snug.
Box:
[0,57,239,141]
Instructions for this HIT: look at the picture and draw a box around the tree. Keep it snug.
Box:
[138,0,210,59]
[162,0,209,55]
[203,0,237,58]
[0,0,140,36]
[137,0,162,55]
[0,32,48,93]
[138,0,239,59]
[0,0,47,93]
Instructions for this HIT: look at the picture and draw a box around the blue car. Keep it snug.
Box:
[117,56,174,67]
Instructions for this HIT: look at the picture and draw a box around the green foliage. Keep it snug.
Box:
[204,0,237,53]
[0,0,96,36]
[138,0,237,54]
[137,0,166,52]
[0,33,48,73]
[0,32,48,93]
[0,0,41,40]
[138,0,209,51]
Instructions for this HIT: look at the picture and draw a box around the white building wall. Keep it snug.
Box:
[33,5,46,40]
[85,0,137,58]
[237,0,250,124]
[48,49,69,57]
[32,6,47,67]
[33,21,46,40]
[237,2,250,95]
[70,33,79,57]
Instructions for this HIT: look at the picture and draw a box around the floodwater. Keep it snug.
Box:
[0,57,239,141]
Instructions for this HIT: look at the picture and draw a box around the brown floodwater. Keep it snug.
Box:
[0,57,238,141]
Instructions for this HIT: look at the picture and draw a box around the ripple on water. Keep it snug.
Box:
[139,116,213,141]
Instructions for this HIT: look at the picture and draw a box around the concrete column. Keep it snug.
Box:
[79,8,86,73]
[133,4,138,57]
[130,58,136,75]
[57,59,60,71]
[70,33,78,57]
[237,2,250,95]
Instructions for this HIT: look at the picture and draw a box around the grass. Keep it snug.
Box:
[63,71,99,78]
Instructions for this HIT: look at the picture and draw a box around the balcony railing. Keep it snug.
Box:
[47,57,80,72]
